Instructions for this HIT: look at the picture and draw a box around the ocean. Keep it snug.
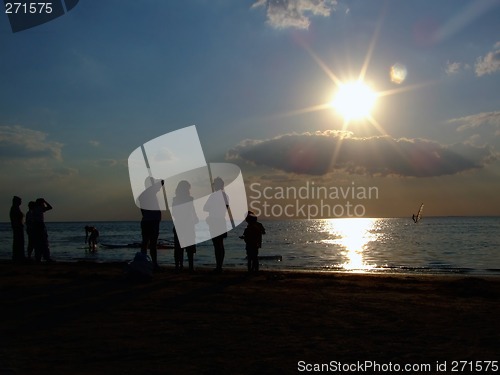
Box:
[1,217,499,275]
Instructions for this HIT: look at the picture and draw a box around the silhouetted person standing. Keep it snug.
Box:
[25,201,35,259]
[10,196,25,262]
[33,198,53,262]
[204,177,229,273]
[137,178,164,271]
[172,180,198,273]
[173,226,184,272]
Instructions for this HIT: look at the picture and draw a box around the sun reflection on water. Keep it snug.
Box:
[322,218,378,271]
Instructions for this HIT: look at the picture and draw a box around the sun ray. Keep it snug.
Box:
[301,42,343,88]
[366,115,389,137]
[366,115,419,170]
[377,80,436,98]
[328,118,351,172]
[261,102,333,121]
[358,3,387,82]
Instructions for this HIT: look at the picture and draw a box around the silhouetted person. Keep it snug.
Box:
[204,177,229,273]
[172,180,198,273]
[10,196,25,262]
[137,178,164,270]
[240,211,266,274]
[85,225,99,253]
[25,201,36,259]
[173,226,184,272]
[33,198,53,262]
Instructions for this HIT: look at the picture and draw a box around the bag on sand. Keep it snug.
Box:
[126,252,153,281]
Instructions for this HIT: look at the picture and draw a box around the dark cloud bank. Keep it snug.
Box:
[227,131,497,177]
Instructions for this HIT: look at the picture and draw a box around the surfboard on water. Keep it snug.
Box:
[259,255,282,261]
[245,255,282,261]
[101,242,173,249]
[77,245,99,250]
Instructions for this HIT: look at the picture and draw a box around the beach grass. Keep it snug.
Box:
[1,261,499,374]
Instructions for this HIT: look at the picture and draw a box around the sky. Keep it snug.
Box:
[1,0,499,222]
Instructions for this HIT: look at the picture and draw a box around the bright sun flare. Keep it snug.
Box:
[331,81,377,121]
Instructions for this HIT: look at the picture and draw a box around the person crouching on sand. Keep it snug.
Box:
[240,211,266,274]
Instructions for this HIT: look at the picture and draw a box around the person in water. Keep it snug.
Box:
[85,225,100,252]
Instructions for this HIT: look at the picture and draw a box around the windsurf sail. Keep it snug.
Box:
[412,203,424,223]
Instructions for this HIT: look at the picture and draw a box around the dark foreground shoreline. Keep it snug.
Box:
[1,261,499,374]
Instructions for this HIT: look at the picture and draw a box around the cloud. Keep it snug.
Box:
[47,167,79,180]
[251,0,337,29]
[92,159,128,168]
[475,41,500,76]
[0,125,63,162]
[153,147,177,162]
[227,131,497,177]
[448,111,500,132]
[445,61,464,75]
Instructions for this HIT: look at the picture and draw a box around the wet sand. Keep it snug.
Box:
[1,261,499,374]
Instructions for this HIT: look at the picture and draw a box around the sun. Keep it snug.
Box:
[331,81,377,121]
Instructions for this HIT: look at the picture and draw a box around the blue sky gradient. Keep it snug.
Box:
[1,0,499,221]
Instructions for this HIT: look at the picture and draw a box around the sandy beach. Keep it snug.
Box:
[1,261,499,375]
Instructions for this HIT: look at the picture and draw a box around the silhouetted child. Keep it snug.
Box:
[240,211,265,273]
